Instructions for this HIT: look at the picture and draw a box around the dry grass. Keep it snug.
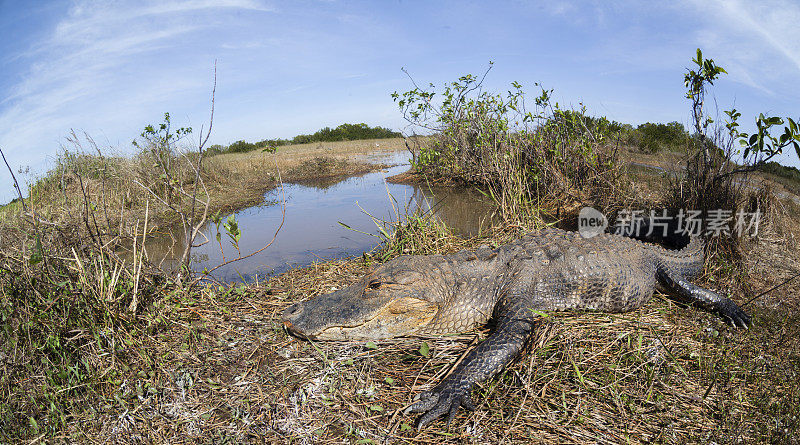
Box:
[208,137,406,171]
[51,223,799,443]
[3,135,800,443]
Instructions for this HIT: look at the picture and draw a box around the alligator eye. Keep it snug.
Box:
[368,279,382,289]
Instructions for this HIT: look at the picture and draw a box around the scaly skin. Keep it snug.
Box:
[282,227,751,428]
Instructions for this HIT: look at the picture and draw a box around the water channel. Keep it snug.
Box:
[145,151,497,282]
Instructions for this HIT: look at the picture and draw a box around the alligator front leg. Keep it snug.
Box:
[407,298,539,429]
[656,268,751,328]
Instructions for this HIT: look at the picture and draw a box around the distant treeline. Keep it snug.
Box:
[549,113,692,154]
[760,161,800,182]
[626,121,690,153]
[623,122,800,186]
[208,123,401,155]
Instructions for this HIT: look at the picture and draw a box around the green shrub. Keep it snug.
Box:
[394,71,630,223]
[628,121,690,153]
[291,123,400,144]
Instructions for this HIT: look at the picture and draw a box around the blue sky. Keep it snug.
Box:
[1,0,799,203]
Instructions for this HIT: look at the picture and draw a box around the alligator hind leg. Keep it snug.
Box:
[656,268,751,328]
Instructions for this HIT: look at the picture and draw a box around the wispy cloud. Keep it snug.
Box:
[2,0,799,202]
[0,0,272,197]
[684,0,800,93]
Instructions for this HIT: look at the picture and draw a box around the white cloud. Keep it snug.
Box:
[685,0,800,92]
[0,0,272,200]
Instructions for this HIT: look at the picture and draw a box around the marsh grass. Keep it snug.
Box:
[2,138,799,441]
[0,137,402,441]
[20,218,795,443]
[1,100,799,441]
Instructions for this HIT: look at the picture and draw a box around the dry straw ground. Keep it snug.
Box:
[3,138,800,443]
[73,220,800,444]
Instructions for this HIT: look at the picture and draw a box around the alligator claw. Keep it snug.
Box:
[718,299,751,329]
[408,381,473,429]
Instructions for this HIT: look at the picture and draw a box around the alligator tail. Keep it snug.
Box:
[652,235,705,280]
[619,216,706,280]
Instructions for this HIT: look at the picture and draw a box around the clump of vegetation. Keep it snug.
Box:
[285,156,379,184]
[626,121,692,153]
[208,123,401,155]
[0,149,164,439]
[665,49,800,262]
[292,123,401,144]
[394,65,631,224]
[288,156,347,176]
[0,99,220,439]
[213,139,280,154]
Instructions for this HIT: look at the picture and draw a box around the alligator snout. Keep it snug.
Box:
[281,303,307,336]
[281,303,303,328]
[283,302,304,319]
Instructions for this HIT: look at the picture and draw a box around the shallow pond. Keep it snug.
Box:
[145,151,497,282]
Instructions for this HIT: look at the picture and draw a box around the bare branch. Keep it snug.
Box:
[180,61,217,280]
[1,147,29,213]
[197,166,286,284]
[0,146,50,271]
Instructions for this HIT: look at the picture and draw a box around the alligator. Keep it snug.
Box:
[281,227,750,428]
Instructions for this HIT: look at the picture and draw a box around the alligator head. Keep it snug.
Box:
[281,256,441,340]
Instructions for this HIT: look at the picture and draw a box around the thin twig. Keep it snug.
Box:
[0,146,50,271]
[196,164,286,283]
[180,61,216,281]
[741,268,800,307]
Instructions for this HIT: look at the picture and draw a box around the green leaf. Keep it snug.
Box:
[369,405,384,412]
[400,422,412,431]
[384,377,394,385]
[29,416,38,433]
[572,362,585,386]
[365,341,377,349]
[419,341,430,358]
[788,117,797,133]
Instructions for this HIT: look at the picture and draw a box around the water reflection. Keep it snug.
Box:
[143,152,497,282]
